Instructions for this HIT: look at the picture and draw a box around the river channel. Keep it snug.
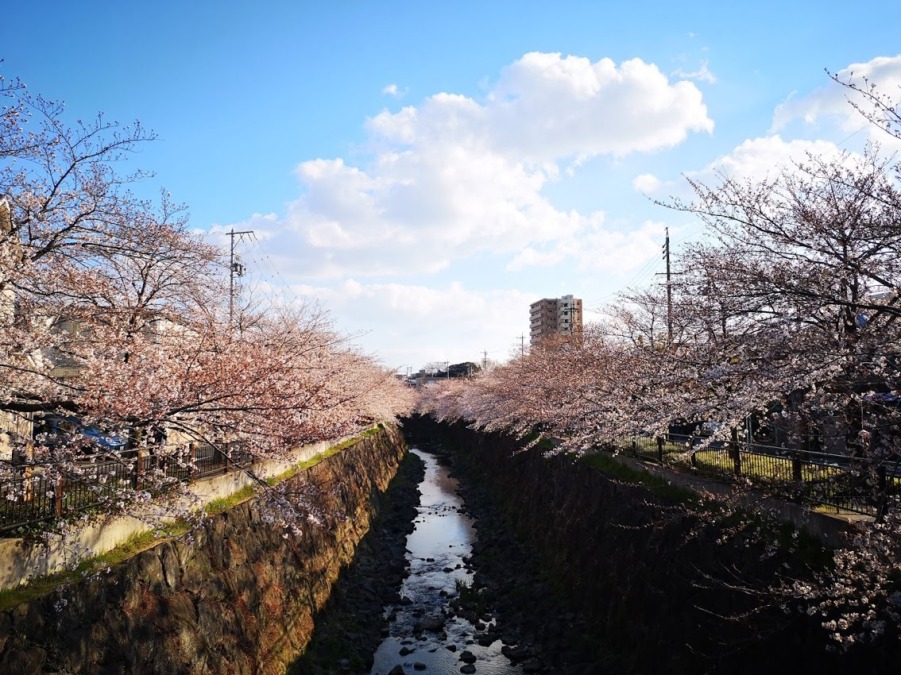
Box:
[369,448,521,675]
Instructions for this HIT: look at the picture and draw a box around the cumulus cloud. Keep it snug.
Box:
[689,135,847,184]
[507,219,666,276]
[240,52,713,280]
[290,281,535,365]
[771,54,901,145]
[487,53,714,161]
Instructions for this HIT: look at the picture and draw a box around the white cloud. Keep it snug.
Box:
[672,60,716,84]
[507,218,666,276]
[234,52,713,280]
[632,173,662,194]
[771,54,901,146]
[690,135,846,184]
[487,53,714,161]
[638,137,853,242]
[290,281,535,366]
[382,83,400,96]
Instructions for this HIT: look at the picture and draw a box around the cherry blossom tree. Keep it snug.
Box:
[831,69,901,151]
[417,131,901,651]
[0,71,415,529]
[663,148,901,457]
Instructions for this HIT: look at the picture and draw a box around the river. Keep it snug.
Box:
[369,448,521,675]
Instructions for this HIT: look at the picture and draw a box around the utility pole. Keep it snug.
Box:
[228,228,253,327]
[663,227,673,343]
[483,349,488,371]
[520,333,525,357]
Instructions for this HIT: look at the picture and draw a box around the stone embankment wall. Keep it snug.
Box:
[407,416,899,675]
[0,425,406,674]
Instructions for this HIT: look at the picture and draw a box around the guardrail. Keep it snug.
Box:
[622,434,900,517]
[0,441,252,533]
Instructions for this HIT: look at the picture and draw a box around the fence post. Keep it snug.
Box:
[55,476,64,517]
[731,428,742,476]
[130,427,143,490]
[877,465,888,521]
[225,443,231,473]
[134,447,145,490]
[792,452,802,482]
[189,443,196,484]
[23,465,33,504]
[656,436,664,461]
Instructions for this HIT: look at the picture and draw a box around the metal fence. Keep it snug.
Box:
[622,433,900,516]
[0,441,252,533]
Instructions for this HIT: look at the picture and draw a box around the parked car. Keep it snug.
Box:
[33,416,128,454]
[691,422,727,450]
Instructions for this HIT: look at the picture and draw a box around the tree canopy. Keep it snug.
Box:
[0,71,414,526]
[418,78,901,649]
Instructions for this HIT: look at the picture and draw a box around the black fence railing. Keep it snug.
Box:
[621,433,900,517]
[0,441,252,533]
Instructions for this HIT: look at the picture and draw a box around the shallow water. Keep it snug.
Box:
[369,448,520,675]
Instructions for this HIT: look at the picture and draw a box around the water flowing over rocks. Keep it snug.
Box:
[298,427,607,675]
[289,449,424,673]
[4,417,900,673]
[407,416,901,675]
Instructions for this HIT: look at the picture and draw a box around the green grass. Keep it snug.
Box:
[687,448,846,485]
[266,427,381,485]
[205,485,258,515]
[534,437,556,451]
[588,449,832,567]
[0,569,75,612]
[626,437,846,484]
[515,430,560,452]
[623,437,875,518]
[581,452,700,504]
[0,521,189,612]
[724,511,833,568]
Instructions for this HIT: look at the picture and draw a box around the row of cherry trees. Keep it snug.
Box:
[0,73,414,508]
[423,69,901,459]
[418,78,901,649]
[422,147,901,457]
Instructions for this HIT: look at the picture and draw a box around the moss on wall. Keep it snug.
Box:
[0,426,407,674]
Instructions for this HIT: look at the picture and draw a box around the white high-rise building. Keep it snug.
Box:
[529,294,583,344]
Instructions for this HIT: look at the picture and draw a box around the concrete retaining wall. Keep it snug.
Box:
[0,438,341,590]
[0,425,407,674]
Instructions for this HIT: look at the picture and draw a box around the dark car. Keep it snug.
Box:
[34,416,128,454]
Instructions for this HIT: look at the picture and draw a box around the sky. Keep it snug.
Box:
[4,1,901,372]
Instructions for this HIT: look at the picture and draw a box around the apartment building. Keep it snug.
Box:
[529,294,583,344]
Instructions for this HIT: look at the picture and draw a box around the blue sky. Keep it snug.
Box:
[5,1,901,371]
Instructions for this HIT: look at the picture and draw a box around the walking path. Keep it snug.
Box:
[610,451,868,548]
